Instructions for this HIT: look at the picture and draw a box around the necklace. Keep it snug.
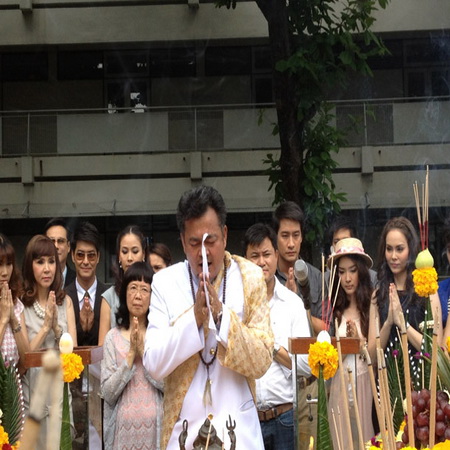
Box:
[33,300,46,320]
[188,258,227,406]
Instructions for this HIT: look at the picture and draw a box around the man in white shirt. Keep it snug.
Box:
[244,223,312,450]
[143,185,273,449]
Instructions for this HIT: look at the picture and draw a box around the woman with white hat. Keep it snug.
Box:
[327,237,374,447]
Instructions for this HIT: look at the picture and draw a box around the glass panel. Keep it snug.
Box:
[105,51,149,77]
[2,52,48,82]
[149,48,196,78]
[205,46,252,76]
[58,51,104,80]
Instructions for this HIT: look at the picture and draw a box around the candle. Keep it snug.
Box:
[59,332,74,354]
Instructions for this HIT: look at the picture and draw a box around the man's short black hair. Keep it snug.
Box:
[44,217,71,240]
[328,215,356,241]
[176,185,227,234]
[243,223,277,256]
[72,221,101,252]
[272,201,304,234]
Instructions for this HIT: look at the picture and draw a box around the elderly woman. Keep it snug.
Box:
[101,261,163,449]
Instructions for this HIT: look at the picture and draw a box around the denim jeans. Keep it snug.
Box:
[260,408,295,450]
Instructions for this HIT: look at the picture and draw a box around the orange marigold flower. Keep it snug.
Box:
[0,425,9,446]
[60,353,84,383]
[412,266,438,297]
[308,341,338,380]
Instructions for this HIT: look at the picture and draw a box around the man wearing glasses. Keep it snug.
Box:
[44,217,76,287]
[65,221,107,346]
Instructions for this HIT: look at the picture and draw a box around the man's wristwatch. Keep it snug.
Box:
[273,343,281,358]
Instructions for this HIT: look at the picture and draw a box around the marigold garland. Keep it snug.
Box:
[412,266,438,297]
[0,425,8,446]
[60,353,84,383]
[307,341,338,380]
[0,424,19,449]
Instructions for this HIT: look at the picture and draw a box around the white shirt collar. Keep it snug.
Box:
[75,278,97,309]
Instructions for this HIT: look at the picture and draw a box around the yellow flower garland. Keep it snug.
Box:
[412,266,438,297]
[0,425,9,445]
[60,353,84,383]
[307,341,338,380]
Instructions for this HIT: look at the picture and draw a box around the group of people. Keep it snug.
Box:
[1,184,450,450]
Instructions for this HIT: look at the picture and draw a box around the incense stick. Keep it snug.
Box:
[429,331,438,448]
[399,317,414,447]
[335,320,354,450]
[331,409,343,450]
[347,368,364,450]
[364,347,388,448]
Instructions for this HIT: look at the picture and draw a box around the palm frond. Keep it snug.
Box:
[386,338,405,434]
[0,353,25,445]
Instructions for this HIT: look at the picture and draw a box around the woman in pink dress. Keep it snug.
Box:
[0,233,29,372]
[101,261,163,449]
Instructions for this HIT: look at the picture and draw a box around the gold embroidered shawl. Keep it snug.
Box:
[161,251,273,449]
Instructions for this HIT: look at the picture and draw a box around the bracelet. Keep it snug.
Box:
[12,323,22,334]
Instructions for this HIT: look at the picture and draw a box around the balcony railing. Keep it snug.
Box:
[1,97,449,157]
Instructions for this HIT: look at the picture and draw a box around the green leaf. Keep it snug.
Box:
[0,353,24,446]
[386,341,406,434]
[316,365,333,450]
[60,382,72,450]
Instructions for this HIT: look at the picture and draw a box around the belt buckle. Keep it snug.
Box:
[298,376,307,389]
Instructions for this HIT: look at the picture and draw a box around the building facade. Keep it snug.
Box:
[0,0,449,277]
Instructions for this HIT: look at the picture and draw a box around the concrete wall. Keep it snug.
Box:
[0,0,449,48]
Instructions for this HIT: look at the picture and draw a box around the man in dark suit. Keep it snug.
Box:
[44,217,76,287]
[65,221,106,346]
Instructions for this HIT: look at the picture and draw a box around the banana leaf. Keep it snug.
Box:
[316,364,333,450]
[0,353,24,446]
[386,339,405,434]
[60,382,72,450]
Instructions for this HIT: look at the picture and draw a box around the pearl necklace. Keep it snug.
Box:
[33,301,46,320]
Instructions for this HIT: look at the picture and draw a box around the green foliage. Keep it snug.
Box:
[0,354,23,445]
[316,364,333,450]
[283,0,389,119]
[217,0,388,244]
[386,342,406,434]
[60,382,72,450]
[302,104,347,245]
[262,153,284,206]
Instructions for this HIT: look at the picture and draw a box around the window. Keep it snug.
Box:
[58,51,104,80]
[2,52,48,82]
[205,46,252,76]
[149,48,196,77]
[105,51,149,77]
